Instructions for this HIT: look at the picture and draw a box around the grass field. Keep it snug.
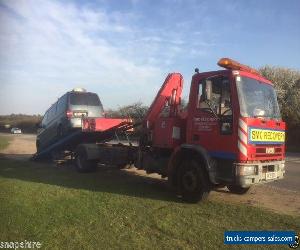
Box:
[0,158,299,249]
[0,135,10,150]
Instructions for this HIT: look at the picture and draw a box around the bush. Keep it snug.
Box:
[106,102,148,121]
[0,114,42,133]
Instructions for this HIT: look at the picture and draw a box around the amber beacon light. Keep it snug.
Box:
[217,57,260,75]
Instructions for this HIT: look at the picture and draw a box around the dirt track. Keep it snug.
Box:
[0,133,36,160]
[0,133,299,216]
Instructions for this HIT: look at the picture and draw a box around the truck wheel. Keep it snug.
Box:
[179,158,210,203]
[227,185,250,194]
[75,147,97,173]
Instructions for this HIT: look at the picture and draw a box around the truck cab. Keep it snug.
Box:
[138,58,285,202]
[185,58,285,192]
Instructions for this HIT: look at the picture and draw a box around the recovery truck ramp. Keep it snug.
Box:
[32,118,135,161]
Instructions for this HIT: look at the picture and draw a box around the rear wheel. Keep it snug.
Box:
[227,185,250,194]
[75,146,97,173]
[179,157,210,203]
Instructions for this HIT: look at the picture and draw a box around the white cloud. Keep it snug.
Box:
[0,0,216,114]
[0,0,166,114]
[1,0,159,80]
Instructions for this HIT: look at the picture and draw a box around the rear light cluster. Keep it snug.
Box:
[66,110,73,119]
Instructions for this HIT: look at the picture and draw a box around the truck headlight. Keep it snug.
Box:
[240,165,256,176]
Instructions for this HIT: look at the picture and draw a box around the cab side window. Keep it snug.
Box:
[220,78,231,116]
[197,76,231,116]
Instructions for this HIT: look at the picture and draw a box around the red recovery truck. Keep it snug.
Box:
[34,58,286,203]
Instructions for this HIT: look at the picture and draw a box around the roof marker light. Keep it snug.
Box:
[217,58,260,76]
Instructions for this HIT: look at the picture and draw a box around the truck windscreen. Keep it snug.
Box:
[236,76,281,119]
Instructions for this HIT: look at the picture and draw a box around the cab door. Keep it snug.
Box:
[190,74,236,160]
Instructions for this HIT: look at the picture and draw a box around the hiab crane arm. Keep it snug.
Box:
[84,73,183,133]
[143,73,183,129]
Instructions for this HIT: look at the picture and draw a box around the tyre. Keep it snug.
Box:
[179,157,210,203]
[227,185,250,194]
[75,146,97,173]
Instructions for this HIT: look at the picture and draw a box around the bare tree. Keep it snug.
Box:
[259,66,300,149]
[105,102,148,122]
[259,66,300,126]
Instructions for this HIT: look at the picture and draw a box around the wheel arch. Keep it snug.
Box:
[167,144,217,188]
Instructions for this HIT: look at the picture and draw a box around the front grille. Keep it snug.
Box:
[262,165,275,173]
[253,146,283,159]
[256,148,265,153]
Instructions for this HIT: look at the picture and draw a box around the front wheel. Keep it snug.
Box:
[179,158,210,203]
[227,185,250,194]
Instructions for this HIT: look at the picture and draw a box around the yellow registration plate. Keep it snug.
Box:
[249,128,285,144]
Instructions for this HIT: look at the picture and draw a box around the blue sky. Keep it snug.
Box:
[0,0,299,115]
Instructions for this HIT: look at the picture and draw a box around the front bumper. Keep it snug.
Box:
[235,160,285,188]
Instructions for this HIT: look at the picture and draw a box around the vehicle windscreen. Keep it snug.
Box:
[70,92,102,106]
[236,76,281,119]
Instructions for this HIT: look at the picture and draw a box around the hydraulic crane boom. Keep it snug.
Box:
[143,73,183,129]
